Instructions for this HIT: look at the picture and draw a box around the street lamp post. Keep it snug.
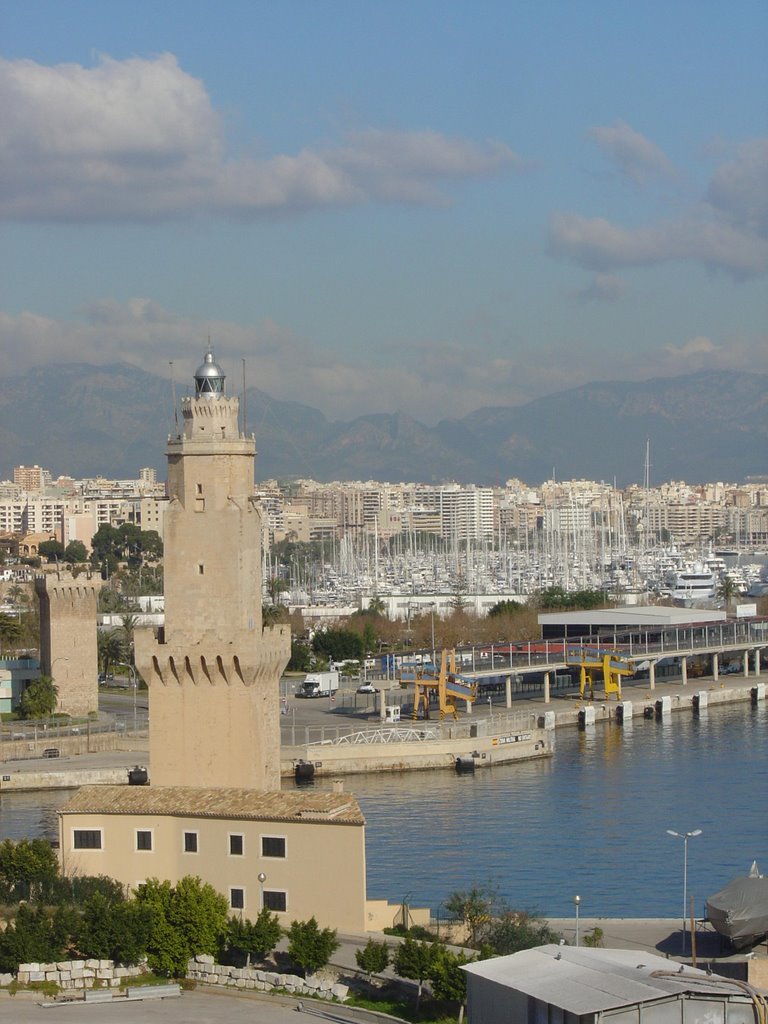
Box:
[117,662,138,734]
[429,603,436,665]
[258,872,266,910]
[666,828,702,954]
[574,895,581,946]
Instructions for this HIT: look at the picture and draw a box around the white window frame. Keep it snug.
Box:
[230,887,246,911]
[72,827,103,851]
[135,828,154,852]
[228,832,245,857]
[260,834,287,859]
[182,830,199,854]
[262,888,288,913]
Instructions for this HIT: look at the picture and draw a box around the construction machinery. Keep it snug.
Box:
[397,649,477,721]
[566,646,634,701]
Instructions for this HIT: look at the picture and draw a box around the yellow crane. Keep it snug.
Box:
[566,646,633,701]
[397,649,477,721]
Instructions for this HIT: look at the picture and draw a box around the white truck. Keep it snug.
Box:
[297,671,340,698]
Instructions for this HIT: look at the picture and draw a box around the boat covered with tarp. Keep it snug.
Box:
[706,862,768,949]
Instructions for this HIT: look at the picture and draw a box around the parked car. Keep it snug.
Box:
[42,748,60,758]
[356,684,378,694]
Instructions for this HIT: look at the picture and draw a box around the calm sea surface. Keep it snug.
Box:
[1,701,766,919]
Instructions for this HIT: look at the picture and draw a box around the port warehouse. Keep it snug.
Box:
[376,606,767,695]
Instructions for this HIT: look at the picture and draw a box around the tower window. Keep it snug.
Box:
[198,564,205,575]
[196,483,203,494]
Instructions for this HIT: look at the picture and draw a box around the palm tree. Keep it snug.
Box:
[717,575,739,611]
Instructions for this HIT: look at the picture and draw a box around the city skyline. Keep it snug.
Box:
[1,1,766,426]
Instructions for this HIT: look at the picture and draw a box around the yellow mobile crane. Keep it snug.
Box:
[397,649,477,721]
[566,646,634,701]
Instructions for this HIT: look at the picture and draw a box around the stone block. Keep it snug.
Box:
[197,954,215,965]
[85,959,99,969]
[332,984,349,1001]
[71,961,85,970]
[28,971,45,982]
[40,963,57,973]
[236,978,246,988]
[97,969,113,980]
[245,979,255,989]
[110,978,121,988]
[45,972,58,982]
[98,960,112,970]
[304,976,321,990]
[73,978,85,989]
[114,968,130,978]
[56,962,72,971]
[71,969,85,980]
[265,972,280,986]
[19,963,38,973]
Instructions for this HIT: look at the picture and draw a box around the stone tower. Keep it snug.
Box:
[35,573,101,718]
[134,348,290,790]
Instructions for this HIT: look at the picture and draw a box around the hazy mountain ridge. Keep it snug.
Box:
[0,365,765,486]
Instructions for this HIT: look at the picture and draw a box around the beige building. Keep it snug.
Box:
[59,786,369,932]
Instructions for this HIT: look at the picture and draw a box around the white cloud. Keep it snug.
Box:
[0,54,519,222]
[549,208,768,279]
[575,273,626,302]
[588,119,675,184]
[663,335,719,358]
[551,132,768,280]
[706,138,768,237]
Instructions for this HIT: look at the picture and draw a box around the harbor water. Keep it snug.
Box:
[0,700,765,920]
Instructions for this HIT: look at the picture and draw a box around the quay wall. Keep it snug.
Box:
[0,767,131,792]
[283,727,553,777]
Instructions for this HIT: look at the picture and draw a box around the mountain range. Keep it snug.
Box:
[0,363,766,487]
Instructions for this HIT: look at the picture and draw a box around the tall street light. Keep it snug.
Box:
[573,895,581,946]
[258,872,266,910]
[117,662,138,734]
[666,828,702,954]
[428,603,436,665]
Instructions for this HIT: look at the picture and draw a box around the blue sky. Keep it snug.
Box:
[1,0,766,423]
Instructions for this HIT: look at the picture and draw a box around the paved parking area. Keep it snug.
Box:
[2,989,311,1024]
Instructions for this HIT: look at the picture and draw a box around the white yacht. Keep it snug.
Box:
[667,562,718,606]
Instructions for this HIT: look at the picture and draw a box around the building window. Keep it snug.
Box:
[184,831,198,853]
[198,563,205,575]
[229,834,244,856]
[263,890,287,913]
[73,829,102,850]
[230,888,245,910]
[196,483,203,494]
[136,830,152,852]
[261,835,286,858]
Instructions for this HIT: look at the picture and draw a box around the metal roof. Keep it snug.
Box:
[463,946,744,1014]
[538,607,727,626]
